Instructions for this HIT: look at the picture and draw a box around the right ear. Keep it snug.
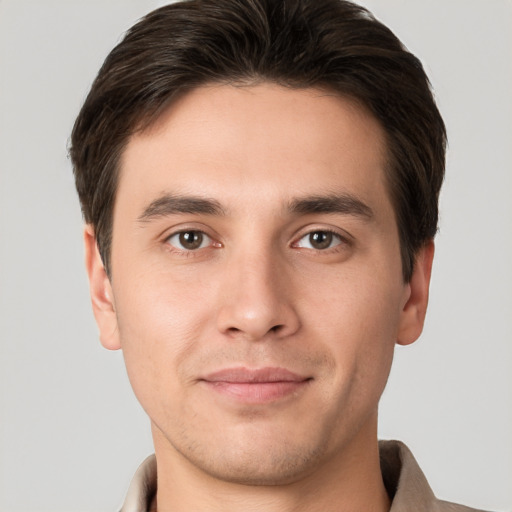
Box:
[83,225,121,350]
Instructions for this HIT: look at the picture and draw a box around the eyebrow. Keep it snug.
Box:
[137,191,373,223]
[288,193,374,219]
[137,193,226,222]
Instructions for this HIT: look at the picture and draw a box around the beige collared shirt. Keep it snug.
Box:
[119,440,489,512]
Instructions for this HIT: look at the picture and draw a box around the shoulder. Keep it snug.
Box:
[436,500,492,512]
[379,440,494,512]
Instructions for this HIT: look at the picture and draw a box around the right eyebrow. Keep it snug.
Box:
[137,193,226,223]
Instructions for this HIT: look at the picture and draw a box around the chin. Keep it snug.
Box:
[179,431,328,486]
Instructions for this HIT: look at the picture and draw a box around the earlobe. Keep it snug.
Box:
[83,225,121,350]
[397,241,435,346]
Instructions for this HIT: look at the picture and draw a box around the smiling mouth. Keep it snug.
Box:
[200,367,312,403]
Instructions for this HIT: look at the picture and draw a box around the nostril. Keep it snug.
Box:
[216,298,301,341]
[225,323,285,339]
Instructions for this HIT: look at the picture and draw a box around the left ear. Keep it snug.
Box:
[397,240,435,346]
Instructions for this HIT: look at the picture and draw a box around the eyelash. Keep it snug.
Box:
[163,227,351,256]
[292,229,350,252]
[165,229,220,254]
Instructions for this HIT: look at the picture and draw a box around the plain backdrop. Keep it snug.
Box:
[0,1,511,511]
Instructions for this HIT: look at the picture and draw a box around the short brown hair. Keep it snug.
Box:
[70,0,446,281]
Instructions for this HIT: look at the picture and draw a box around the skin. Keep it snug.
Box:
[85,83,433,512]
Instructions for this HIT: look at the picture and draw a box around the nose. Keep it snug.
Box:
[216,248,300,341]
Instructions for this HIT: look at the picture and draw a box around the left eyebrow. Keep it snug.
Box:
[137,193,226,222]
[288,193,374,220]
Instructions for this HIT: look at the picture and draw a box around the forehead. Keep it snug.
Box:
[117,83,391,217]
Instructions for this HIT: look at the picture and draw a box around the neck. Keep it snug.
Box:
[150,417,390,512]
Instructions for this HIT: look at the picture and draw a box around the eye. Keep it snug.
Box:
[294,230,344,250]
[166,230,212,251]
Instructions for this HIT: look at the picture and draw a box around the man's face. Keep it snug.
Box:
[86,83,431,485]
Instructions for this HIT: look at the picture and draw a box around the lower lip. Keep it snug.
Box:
[203,381,310,403]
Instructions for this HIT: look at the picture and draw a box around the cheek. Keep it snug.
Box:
[304,257,404,338]
[112,268,216,410]
[115,257,218,337]
[304,265,402,384]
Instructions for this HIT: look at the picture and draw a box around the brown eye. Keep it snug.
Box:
[180,231,203,249]
[294,230,343,251]
[309,231,333,250]
[167,230,209,251]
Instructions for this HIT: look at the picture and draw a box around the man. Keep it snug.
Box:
[69,0,489,511]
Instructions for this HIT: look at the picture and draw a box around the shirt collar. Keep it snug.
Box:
[120,440,437,512]
[380,440,437,511]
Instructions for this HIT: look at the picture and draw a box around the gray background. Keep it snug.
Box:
[0,1,511,511]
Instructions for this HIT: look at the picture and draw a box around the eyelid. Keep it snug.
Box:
[167,230,210,249]
[291,226,353,250]
[163,225,222,254]
[159,221,219,241]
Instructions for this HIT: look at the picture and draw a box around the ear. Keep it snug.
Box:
[397,240,435,346]
[83,225,121,350]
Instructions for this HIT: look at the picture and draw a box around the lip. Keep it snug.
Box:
[200,367,312,404]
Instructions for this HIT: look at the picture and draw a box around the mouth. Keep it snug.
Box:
[200,367,312,404]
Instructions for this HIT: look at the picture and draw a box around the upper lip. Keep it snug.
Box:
[202,367,309,383]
